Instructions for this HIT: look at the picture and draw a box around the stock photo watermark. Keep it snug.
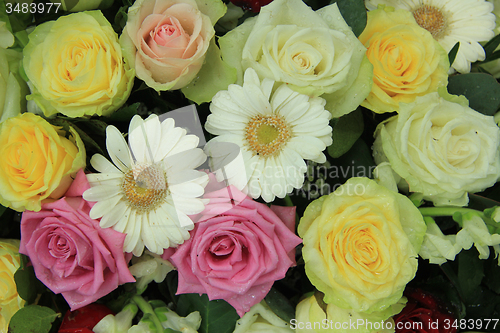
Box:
[290,319,421,331]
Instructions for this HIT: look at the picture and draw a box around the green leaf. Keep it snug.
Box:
[8,305,60,333]
[181,38,237,104]
[327,108,364,158]
[483,34,500,59]
[264,288,295,323]
[468,193,500,211]
[0,204,6,218]
[457,248,485,304]
[176,294,239,333]
[14,265,45,304]
[482,49,500,64]
[329,138,376,184]
[330,0,366,37]
[484,256,500,293]
[113,5,129,33]
[409,193,424,208]
[159,270,179,308]
[47,117,105,160]
[0,207,18,239]
[447,73,500,116]
[448,42,460,67]
[5,2,33,33]
[106,102,141,122]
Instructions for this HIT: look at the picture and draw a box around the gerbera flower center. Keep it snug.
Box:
[245,115,291,156]
[412,5,448,40]
[122,163,168,213]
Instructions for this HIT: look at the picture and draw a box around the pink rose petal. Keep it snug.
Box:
[20,169,135,310]
[170,185,302,317]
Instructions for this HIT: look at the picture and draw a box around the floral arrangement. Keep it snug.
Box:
[2,0,500,332]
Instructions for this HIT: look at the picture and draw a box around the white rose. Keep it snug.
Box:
[219,0,373,118]
[373,91,500,206]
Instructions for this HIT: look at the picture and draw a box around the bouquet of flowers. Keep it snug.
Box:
[1,0,500,332]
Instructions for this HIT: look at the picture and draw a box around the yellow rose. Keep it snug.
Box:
[23,11,135,117]
[358,6,449,114]
[298,178,426,314]
[0,113,86,212]
[120,0,226,91]
[0,239,25,332]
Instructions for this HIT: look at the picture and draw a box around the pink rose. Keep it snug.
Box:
[19,170,135,310]
[170,185,301,317]
[120,0,224,91]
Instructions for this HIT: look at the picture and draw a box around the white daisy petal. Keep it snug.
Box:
[158,204,186,244]
[160,211,185,246]
[169,182,206,198]
[84,114,208,256]
[164,148,206,175]
[90,154,121,174]
[176,210,195,230]
[171,196,206,215]
[142,114,162,158]
[168,135,200,156]
[129,114,161,164]
[205,69,331,202]
[86,173,123,186]
[142,213,158,255]
[123,210,141,254]
[279,150,305,188]
[84,185,121,204]
[260,78,275,100]
[99,201,129,228]
[155,119,184,159]
[89,195,123,220]
[114,207,133,234]
[132,239,145,257]
[149,209,171,250]
[106,126,132,172]
[288,136,327,160]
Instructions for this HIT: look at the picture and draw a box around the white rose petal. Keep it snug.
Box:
[373,92,500,206]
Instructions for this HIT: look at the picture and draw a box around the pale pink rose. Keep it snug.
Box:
[120,0,218,91]
[170,185,301,317]
[19,170,135,311]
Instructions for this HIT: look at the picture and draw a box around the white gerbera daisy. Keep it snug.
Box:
[83,114,208,256]
[204,68,332,203]
[365,0,496,73]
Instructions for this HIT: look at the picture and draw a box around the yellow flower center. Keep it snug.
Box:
[122,163,168,213]
[412,5,448,40]
[245,115,291,157]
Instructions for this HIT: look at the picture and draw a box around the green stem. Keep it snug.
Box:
[132,295,163,333]
[418,207,500,230]
[418,207,482,217]
[283,195,294,207]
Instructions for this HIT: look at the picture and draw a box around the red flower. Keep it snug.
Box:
[394,289,457,333]
[58,303,114,333]
[230,0,273,12]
